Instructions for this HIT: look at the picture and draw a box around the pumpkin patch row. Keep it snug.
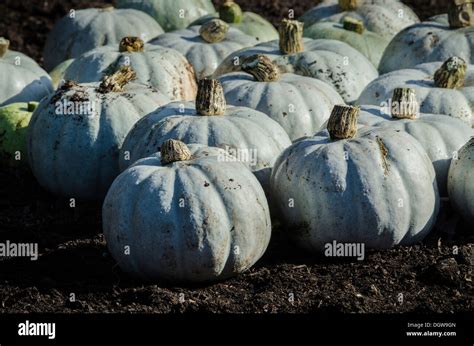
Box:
[0,0,472,284]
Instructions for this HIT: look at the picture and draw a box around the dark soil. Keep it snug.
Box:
[0,0,472,315]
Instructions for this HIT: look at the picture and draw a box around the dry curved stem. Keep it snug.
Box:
[97,66,136,93]
[434,56,467,89]
[327,105,359,140]
[199,19,230,43]
[241,54,280,82]
[161,139,192,165]
[196,79,226,116]
[119,37,145,53]
[279,19,304,55]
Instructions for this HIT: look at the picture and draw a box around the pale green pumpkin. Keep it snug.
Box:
[117,0,216,31]
[189,1,278,42]
[303,18,389,68]
[0,102,38,168]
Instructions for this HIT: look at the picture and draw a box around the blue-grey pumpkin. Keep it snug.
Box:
[120,79,291,194]
[300,0,419,40]
[63,37,197,101]
[358,58,474,126]
[271,105,440,252]
[379,11,474,74]
[448,137,474,224]
[214,20,378,103]
[189,1,278,42]
[218,55,344,141]
[103,140,272,283]
[355,101,473,196]
[27,68,170,200]
[150,19,258,79]
[0,38,53,106]
[43,7,164,71]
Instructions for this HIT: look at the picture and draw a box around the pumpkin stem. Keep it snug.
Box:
[199,19,229,43]
[434,56,467,89]
[241,54,280,82]
[97,66,136,93]
[448,0,474,28]
[327,105,359,140]
[27,102,38,112]
[0,37,10,58]
[279,19,304,55]
[161,139,192,165]
[196,79,226,116]
[391,88,419,120]
[343,17,365,34]
[100,5,114,11]
[219,1,243,24]
[119,37,145,53]
[339,0,359,11]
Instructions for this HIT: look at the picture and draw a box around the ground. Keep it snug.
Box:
[0,0,472,314]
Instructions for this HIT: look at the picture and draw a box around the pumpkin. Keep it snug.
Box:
[218,55,344,141]
[120,79,291,193]
[0,38,53,106]
[448,137,474,223]
[104,139,271,283]
[150,19,258,79]
[379,3,474,74]
[43,6,164,71]
[63,37,197,102]
[300,0,419,40]
[49,59,74,89]
[358,57,474,126]
[116,0,216,32]
[356,89,473,196]
[27,67,170,200]
[213,19,378,103]
[189,1,278,42]
[303,17,389,68]
[0,102,38,168]
[271,105,440,252]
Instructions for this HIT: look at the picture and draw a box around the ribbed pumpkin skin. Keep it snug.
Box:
[27,82,170,200]
[103,144,271,283]
[303,22,389,68]
[0,50,53,106]
[271,127,440,252]
[356,105,474,196]
[119,102,291,193]
[150,26,258,79]
[213,39,378,103]
[218,72,344,141]
[448,138,474,223]
[357,62,474,126]
[63,45,197,102]
[300,0,419,39]
[117,0,216,32]
[189,12,278,42]
[379,15,474,74]
[43,8,164,71]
